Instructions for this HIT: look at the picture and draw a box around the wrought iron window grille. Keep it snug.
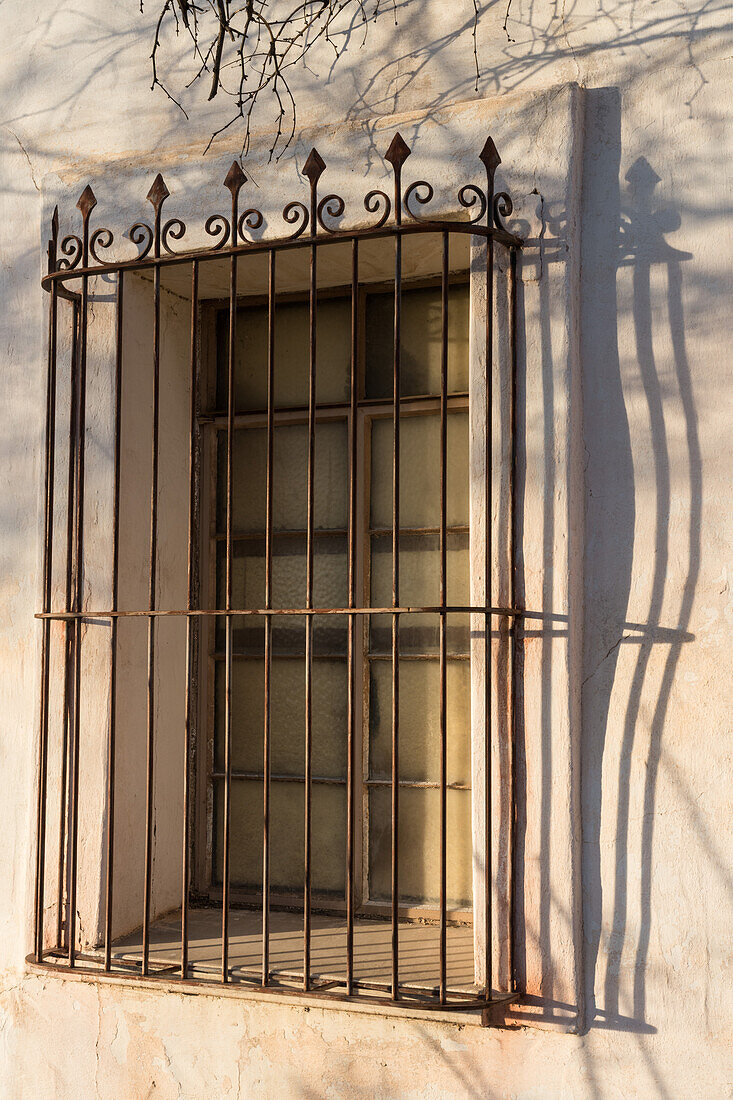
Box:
[33,133,523,1021]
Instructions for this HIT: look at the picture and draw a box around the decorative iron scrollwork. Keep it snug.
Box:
[364,189,391,228]
[282,200,309,239]
[161,218,187,255]
[89,227,114,264]
[457,184,487,225]
[403,180,434,222]
[204,214,230,250]
[128,222,154,259]
[316,194,345,234]
[493,192,514,232]
[58,234,82,270]
[238,208,263,240]
[46,134,518,276]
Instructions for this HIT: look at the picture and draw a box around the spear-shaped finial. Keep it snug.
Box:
[146,173,170,212]
[303,148,326,237]
[224,160,247,197]
[385,133,411,225]
[479,137,501,227]
[77,184,97,220]
[223,160,247,245]
[48,206,59,273]
[303,147,326,186]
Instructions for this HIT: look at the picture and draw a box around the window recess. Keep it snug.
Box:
[33,135,523,1020]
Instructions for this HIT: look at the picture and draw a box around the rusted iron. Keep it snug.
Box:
[36,135,522,1013]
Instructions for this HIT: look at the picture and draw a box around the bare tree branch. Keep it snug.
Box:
[141,1,483,160]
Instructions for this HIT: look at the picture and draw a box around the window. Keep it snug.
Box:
[33,136,521,1019]
[206,280,472,915]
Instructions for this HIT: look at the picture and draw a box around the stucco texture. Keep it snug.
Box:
[0,1,731,1097]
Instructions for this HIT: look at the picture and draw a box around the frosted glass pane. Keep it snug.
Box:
[216,537,348,652]
[368,660,470,785]
[219,535,348,609]
[219,298,351,412]
[370,411,468,529]
[369,533,469,653]
[368,787,472,908]
[214,657,348,777]
[222,420,348,533]
[365,283,469,399]
[215,779,346,895]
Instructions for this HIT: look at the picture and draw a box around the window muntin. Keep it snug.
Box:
[209,281,473,911]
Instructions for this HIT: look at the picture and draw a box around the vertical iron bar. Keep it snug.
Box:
[143,263,162,978]
[182,259,199,979]
[34,276,58,962]
[304,233,317,993]
[68,197,93,968]
[508,246,519,993]
[484,232,495,999]
[391,232,402,1002]
[222,245,238,984]
[346,238,358,995]
[104,272,124,970]
[57,300,79,952]
[262,249,275,986]
[439,232,448,1003]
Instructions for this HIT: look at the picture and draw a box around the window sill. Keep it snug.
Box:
[26,955,518,1029]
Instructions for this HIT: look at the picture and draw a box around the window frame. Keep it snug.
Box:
[195,273,474,924]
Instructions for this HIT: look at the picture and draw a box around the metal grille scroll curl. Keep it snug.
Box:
[34,134,522,1020]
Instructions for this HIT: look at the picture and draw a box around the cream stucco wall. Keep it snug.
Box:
[0,2,731,1097]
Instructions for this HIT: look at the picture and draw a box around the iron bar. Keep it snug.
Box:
[34,275,58,962]
[262,249,275,986]
[508,246,519,993]
[56,299,80,952]
[38,604,520,620]
[221,165,244,984]
[41,221,522,297]
[302,153,321,994]
[182,259,200,978]
[391,209,403,1004]
[104,272,124,971]
[346,237,358,995]
[143,258,162,978]
[67,187,95,968]
[439,231,449,1004]
[484,230,495,999]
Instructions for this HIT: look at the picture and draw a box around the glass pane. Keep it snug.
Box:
[216,537,348,651]
[214,656,348,778]
[214,778,346,896]
[370,411,468,530]
[368,659,470,785]
[218,298,352,412]
[219,420,348,534]
[368,787,472,908]
[365,282,469,400]
[369,533,469,654]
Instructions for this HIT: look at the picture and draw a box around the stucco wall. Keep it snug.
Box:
[0,2,731,1097]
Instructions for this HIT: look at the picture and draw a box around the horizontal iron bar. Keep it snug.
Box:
[37,604,521,620]
[42,220,522,292]
[30,954,516,1014]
